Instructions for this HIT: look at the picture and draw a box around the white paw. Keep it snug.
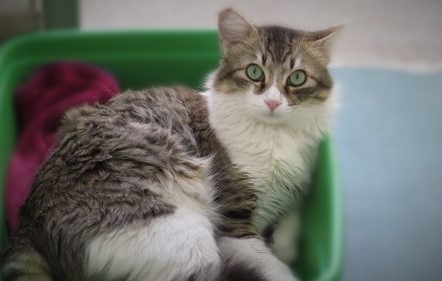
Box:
[265,266,300,281]
[268,209,301,264]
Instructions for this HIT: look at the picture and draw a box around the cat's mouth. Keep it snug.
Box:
[249,109,290,125]
[266,110,280,118]
[244,102,291,125]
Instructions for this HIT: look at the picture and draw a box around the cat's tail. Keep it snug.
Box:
[2,235,52,281]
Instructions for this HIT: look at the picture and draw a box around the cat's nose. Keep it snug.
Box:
[265,99,281,112]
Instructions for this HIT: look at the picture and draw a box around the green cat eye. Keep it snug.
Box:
[288,70,307,86]
[246,64,264,81]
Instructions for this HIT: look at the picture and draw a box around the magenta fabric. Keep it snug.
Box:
[6,61,120,233]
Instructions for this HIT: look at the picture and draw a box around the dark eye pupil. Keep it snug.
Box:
[288,70,306,86]
[246,64,264,81]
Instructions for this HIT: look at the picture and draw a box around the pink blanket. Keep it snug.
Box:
[6,61,120,233]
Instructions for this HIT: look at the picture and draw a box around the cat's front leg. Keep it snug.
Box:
[266,208,301,264]
[218,236,299,281]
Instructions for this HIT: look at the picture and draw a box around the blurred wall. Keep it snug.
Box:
[0,0,39,42]
[80,0,442,70]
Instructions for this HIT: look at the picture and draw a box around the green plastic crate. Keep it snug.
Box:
[0,31,343,281]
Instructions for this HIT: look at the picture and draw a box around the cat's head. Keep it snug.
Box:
[208,8,342,127]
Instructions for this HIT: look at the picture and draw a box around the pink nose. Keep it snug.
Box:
[265,99,281,112]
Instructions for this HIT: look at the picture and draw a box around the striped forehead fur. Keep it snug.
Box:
[214,9,341,105]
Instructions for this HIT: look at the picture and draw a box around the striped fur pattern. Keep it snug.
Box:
[2,8,341,281]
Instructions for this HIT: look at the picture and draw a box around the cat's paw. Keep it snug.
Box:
[267,209,301,264]
[266,269,300,281]
[270,227,298,264]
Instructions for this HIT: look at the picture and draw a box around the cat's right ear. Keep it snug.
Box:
[307,24,345,64]
[218,9,257,53]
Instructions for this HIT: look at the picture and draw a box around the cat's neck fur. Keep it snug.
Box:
[205,87,334,230]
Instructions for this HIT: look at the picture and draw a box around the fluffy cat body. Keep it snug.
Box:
[207,85,334,231]
[2,9,341,281]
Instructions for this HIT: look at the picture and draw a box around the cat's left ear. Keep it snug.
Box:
[308,24,345,64]
[218,8,259,54]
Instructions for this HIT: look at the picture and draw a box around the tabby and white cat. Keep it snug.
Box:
[2,8,341,281]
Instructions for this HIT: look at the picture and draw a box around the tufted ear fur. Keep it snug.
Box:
[307,24,345,64]
[218,8,258,53]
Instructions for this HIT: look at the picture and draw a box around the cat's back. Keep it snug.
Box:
[11,86,219,281]
[61,86,204,139]
[22,86,206,223]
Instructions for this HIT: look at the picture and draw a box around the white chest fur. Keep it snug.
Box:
[212,116,316,230]
[206,90,328,231]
